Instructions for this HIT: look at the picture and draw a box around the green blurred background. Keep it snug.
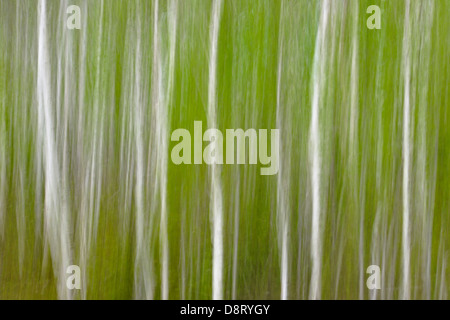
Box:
[0,0,449,299]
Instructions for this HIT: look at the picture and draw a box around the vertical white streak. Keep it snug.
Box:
[401,0,411,300]
[416,0,434,299]
[349,3,358,153]
[0,86,5,241]
[231,174,240,299]
[309,0,329,300]
[37,0,72,299]
[90,0,105,248]
[371,48,384,301]
[348,1,363,301]
[276,2,289,300]
[208,0,224,300]
[77,0,88,300]
[81,0,104,299]
[180,207,187,300]
[159,0,178,300]
[0,2,5,241]
[14,2,26,276]
[133,2,153,300]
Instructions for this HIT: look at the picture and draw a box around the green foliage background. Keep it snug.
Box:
[0,0,448,299]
